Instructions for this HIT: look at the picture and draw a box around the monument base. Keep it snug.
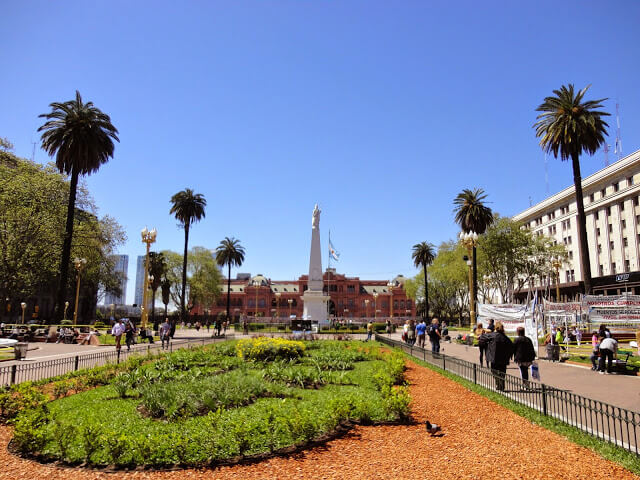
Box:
[302,291,330,326]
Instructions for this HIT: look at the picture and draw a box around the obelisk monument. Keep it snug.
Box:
[302,204,329,326]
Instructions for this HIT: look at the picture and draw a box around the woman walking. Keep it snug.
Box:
[475,322,488,368]
[513,327,536,386]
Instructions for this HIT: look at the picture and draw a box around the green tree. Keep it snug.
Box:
[453,188,493,316]
[188,247,222,310]
[169,189,206,322]
[534,84,609,294]
[147,252,166,328]
[215,237,245,322]
[411,242,436,319]
[38,91,119,321]
[428,241,470,325]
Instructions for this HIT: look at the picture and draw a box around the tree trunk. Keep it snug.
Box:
[151,287,157,329]
[54,166,80,322]
[164,302,168,319]
[181,223,190,323]
[226,262,231,321]
[572,152,592,294]
[423,264,428,320]
[472,245,478,315]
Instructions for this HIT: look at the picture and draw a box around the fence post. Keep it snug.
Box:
[10,364,16,385]
[117,350,121,364]
[202,338,205,346]
[74,355,79,371]
[443,354,446,371]
[473,363,477,384]
[541,384,548,416]
[170,341,173,353]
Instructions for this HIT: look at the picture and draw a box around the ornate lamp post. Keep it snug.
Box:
[373,292,379,320]
[364,299,370,318]
[73,257,87,324]
[63,301,69,321]
[20,302,26,324]
[459,231,479,325]
[275,292,281,318]
[387,281,394,318]
[288,298,293,318]
[140,227,157,329]
[551,256,562,301]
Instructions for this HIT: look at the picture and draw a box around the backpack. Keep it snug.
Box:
[428,324,438,338]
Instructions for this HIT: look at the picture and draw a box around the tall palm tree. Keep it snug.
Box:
[453,188,494,318]
[147,251,166,328]
[170,189,206,322]
[534,84,609,294]
[215,237,245,322]
[412,242,436,320]
[38,91,119,321]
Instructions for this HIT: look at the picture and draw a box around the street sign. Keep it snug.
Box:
[615,273,630,283]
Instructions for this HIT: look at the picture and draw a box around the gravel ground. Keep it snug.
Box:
[0,361,637,480]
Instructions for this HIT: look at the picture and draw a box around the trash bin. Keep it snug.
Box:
[546,343,560,362]
[14,342,28,360]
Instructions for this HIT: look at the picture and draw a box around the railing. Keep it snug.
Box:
[376,334,640,456]
[0,336,231,387]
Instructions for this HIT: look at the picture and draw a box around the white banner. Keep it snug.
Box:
[583,294,640,326]
[477,302,539,355]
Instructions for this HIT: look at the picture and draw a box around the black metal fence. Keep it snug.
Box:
[0,336,230,387]
[376,334,640,456]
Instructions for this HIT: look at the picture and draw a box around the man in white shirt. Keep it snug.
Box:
[111,319,126,352]
[159,319,171,350]
[598,336,618,374]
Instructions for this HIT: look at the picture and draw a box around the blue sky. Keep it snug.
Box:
[2,1,639,304]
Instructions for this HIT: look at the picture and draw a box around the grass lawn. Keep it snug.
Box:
[12,339,409,468]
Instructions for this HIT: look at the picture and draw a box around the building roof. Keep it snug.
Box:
[362,285,389,295]
[271,283,299,293]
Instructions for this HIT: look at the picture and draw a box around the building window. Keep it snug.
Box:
[622,219,626,229]
[560,205,569,215]
[606,206,611,216]
[597,244,602,254]
[610,241,614,250]
[594,211,599,220]
[406,300,411,308]
[570,270,575,282]
[620,202,625,211]
[599,265,603,276]
[612,262,617,273]
[613,182,619,192]
[609,224,613,233]
[601,188,606,198]
[597,227,601,236]
[628,176,634,187]
[548,211,555,220]
[625,259,631,272]
[568,236,572,244]
[624,237,628,247]
[589,193,595,203]
[635,197,639,207]
[348,299,354,307]
[347,285,355,293]
[568,251,573,259]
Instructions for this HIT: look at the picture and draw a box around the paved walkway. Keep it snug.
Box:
[383,332,640,413]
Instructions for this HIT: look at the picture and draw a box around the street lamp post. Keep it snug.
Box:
[364,299,370,318]
[20,302,26,324]
[387,281,394,319]
[552,257,562,301]
[275,292,281,318]
[459,231,479,326]
[373,292,379,320]
[140,227,157,330]
[288,298,293,318]
[63,301,69,321]
[73,257,87,324]
[110,303,115,323]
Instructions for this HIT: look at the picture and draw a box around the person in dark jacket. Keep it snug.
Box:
[479,321,513,391]
[512,326,536,386]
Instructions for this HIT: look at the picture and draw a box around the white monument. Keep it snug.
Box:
[302,204,329,326]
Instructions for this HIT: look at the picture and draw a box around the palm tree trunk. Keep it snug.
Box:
[151,288,156,328]
[54,166,80,322]
[472,245,478,316]
[423,264,428,320]
[181,223,190,323]
[226,262,231,322]
[571,152,592,295]
[164,302,168,319]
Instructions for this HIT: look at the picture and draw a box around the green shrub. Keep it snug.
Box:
[236,337,305,361]
[12,408,49,454]
[0,383,47,422]
[52,420,76,460]
[81,424,103,462]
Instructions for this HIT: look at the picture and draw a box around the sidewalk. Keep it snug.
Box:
[384,332,640,413]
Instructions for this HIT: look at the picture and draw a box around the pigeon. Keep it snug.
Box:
[425,420,441,435]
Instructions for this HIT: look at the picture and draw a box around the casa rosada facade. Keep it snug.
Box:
[191,269,415,320]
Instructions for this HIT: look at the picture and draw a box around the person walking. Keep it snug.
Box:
[428,318,442,353]
[480,322,513,391]
[512,327,536,386]
[475,323,489,368]
[590,332,600,371]
[407,319,416,345]
[159,318,171,350]
[402,320,410,343]
[487,318,495,332]
[124,318,136,351]
[111,319,126,353]
[385,319,392,335]
[366,321,374,342]
[598,335,618,374]
[415,319,427,348]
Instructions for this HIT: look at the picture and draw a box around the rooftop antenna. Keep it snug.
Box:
[544,152,549,194]
[614,102,622,161]
[603,143,610,167]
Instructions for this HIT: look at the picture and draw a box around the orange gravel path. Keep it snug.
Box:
[0,361,638,480]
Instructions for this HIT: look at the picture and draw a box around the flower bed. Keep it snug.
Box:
[8,340,409,469]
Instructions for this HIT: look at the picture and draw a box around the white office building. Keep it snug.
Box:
[104,254,128,305]
[513,149,640,300]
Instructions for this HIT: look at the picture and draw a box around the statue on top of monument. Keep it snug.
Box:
[312,203,321,230]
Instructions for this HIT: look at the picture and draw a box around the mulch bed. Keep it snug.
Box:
[0,361,637,480]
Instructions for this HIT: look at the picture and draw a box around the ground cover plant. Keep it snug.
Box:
[10,339,410,468]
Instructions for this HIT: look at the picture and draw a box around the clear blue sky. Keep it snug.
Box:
[2,1,639,304]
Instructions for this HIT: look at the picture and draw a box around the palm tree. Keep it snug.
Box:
[38,91,119,321]
[534,84,609,294]
[412,242,436,320]
[170,189,207,322]
[453,188,494,318]
[147,252,166,329]
[215,237,246,323]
